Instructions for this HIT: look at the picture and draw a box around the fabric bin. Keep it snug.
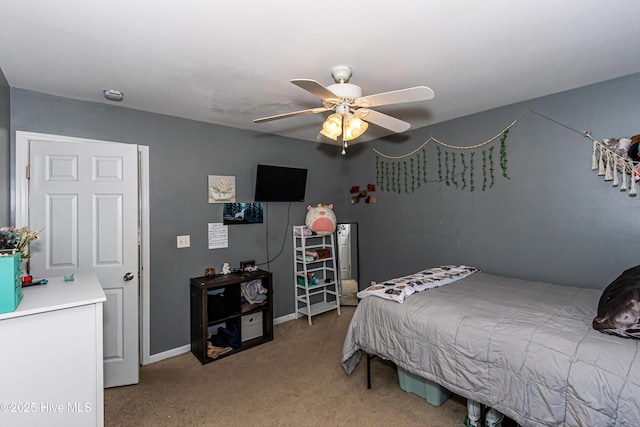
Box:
[397,366,451,406]
[241,312,263,342]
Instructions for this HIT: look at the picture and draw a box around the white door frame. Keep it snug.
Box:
[15,131,152,366]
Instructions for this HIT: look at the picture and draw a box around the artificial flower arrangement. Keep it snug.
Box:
[0,226,41,259]
[210,177,233,196]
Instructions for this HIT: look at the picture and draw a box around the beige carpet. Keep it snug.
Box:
[341,279,359,306]
[104,307,469,426]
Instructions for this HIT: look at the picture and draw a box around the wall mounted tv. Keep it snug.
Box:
[254,164,308,202]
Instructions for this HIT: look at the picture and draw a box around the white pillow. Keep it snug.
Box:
[357,265,479,303]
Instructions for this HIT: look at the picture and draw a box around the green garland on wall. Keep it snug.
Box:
[500,129,510,179]
[374,112,524,194]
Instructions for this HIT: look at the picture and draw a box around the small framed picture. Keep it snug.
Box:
[208,175,236,203]
[223,203,264,225]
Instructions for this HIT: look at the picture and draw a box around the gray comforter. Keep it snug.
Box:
[342,272,640,426]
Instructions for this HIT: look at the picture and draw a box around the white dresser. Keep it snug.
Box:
[0,273,106,427]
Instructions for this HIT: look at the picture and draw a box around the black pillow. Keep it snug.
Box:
[627,141,640,161]
[593,265,640,339]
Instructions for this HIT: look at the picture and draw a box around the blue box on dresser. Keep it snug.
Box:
[0,253,23,314]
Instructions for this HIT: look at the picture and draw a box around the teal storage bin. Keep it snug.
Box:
[397,366,451,406]
[0,253,23,314]
[297,275,319,287]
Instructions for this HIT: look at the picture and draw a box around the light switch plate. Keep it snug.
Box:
[177,235,190,248]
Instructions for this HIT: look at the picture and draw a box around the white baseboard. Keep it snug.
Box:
[274,313,296,325]
[148,344,191,364]
[147,313,297,365]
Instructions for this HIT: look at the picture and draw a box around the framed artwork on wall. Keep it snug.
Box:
[223,203,263,225]
[208,175,236,203]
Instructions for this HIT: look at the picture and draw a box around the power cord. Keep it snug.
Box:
[257,201,293,271]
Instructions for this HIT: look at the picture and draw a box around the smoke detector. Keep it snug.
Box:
[103,89,124,102]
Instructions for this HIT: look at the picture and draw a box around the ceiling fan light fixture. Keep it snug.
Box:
[343,115,368,141]
[320,113,342,140]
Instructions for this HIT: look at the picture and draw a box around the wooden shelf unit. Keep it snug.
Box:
[190,269,273,364]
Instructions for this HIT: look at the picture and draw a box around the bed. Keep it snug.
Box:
[341,269,640,426]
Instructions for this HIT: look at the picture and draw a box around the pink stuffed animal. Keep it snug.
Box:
[305,204,336,235]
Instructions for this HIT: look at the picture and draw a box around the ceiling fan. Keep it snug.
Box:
[254,65,435,154]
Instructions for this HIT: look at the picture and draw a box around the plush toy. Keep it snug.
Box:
[221,262,231,274]
[305,203,336,235]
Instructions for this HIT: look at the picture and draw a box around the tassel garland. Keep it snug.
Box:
[592,140,638,198]
[598,145,605,176]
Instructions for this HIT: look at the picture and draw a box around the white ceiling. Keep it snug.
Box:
[1,0,640,144]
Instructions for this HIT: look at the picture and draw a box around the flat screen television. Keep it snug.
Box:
[254,164,308,202]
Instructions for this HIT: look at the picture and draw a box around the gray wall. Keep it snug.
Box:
[0,68,9,225]
[9,89,349,354]
[344,73,640,291]
[6,72,640,356]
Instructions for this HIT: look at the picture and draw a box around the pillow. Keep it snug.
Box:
[593,265,640,339]
[357,265,478,303]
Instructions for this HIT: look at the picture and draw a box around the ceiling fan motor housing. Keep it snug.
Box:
[325,64,363,106]
[327,82,362,98]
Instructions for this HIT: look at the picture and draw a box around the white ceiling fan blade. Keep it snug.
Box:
[254,107,331,123]
[356,86,435,108]
[355,109,411,133]
[291,79,340,102]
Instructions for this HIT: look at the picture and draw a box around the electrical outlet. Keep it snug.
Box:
[177,235,190,248]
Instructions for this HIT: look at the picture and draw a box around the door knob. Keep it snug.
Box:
[123,272,135,281]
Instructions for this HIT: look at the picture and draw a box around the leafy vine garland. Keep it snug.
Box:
[373,112,523,194]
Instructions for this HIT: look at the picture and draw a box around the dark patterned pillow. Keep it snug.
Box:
[593,265,640,339]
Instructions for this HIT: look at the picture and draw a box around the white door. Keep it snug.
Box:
[27,136,140,388]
